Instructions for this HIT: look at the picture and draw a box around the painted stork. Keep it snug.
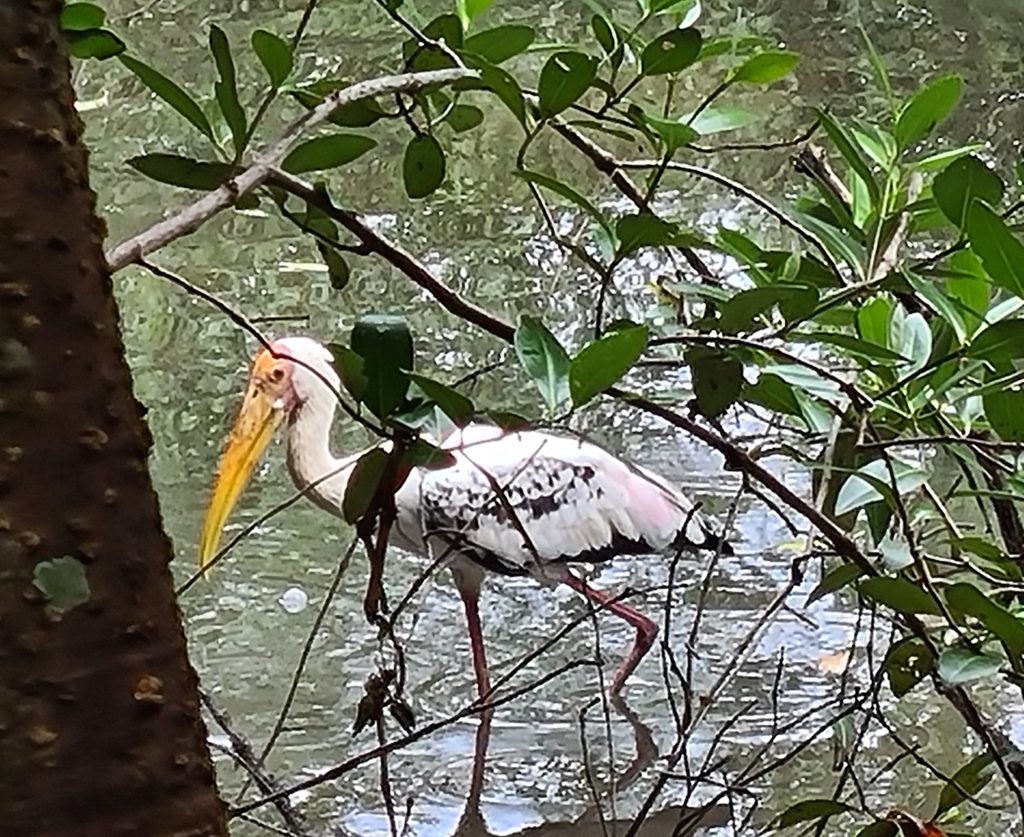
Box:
[198,337,727,698]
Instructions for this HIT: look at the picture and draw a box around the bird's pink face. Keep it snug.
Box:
[197,344,298,575]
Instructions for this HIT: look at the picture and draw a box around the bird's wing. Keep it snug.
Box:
[395,426,716,577]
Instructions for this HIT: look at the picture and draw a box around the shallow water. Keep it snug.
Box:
[78,1,1024,834]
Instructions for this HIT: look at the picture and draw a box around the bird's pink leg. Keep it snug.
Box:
[458,582,492,703]
[561,572,659,694]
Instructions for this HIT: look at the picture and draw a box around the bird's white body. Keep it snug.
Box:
[206,336,724,696]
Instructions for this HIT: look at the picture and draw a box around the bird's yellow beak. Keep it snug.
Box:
[198,369,286,577]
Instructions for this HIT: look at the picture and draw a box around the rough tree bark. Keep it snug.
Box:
[0,4,227,835]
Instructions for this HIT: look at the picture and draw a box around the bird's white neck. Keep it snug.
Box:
[284,391,355,518]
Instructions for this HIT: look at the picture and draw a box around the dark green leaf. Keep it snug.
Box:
[290,82,390,127]
[477,63,526,124]
[127,154,234,190]
[317,244,350,290]
[408,373,475,425]
[743,373,803,417]
[803,331,906,363]
[210,25,247,155]
[327,343,368,400]
[983,371,1024,443]
[729,49,799,84]
[342,448,390,523]
[688,347,742,418]
[446,104,484,132]
[119,54,214,140]
[854,822,898,837]
[463,25,534,63]
[66,29,126,60]
[282,134,377,174]
[935,753,996,818]
[969,320,1024,364]
[883,637,933,697]
[591,14,617,56]
[33,556,90,612]
[856,295,892,348]
[946,582,1024,658]
[486,410,531,431]
[403,134,445,199]
[404,439,457,469]
[515,170,614,243]
[816,108,880,206]
[640,28,702,76]
[895,73,962,150]
[514,316,570,414]
[61,2,105,29]
[933,155,1004,229]
[776,799,854,828]
[937,647,1003,684]
[806,563,863,606]
[967,201,1024,297]
[350,314,414,419]
[252,30,293,88]
[859,577,943,615]
[616,212,679,256]
[570,324,648,407]
[538,51,597,117]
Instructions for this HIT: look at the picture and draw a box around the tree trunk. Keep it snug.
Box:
[0,4,227,835]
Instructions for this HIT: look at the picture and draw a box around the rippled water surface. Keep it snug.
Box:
[79,1,1024,834]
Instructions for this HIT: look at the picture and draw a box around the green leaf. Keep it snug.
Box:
[591,14,617,56]
[946,582,1024,659]
[684,104,756,135]
[879,535,913,571]
[806,563,863,606]
[641,113,700,153]
[802,331,906,363]
[616,212,679,256]
[126,154,235,190]
[327,343,368,400]
[403,134,446,199]
[640,28,702,76]
[982,365,1024,442]
[33,557,90,612]
[775,799,855,828]
[463,25,534,63]
[857,295,893,348]
[883,636,934,697]
[933,155,1004,230]
[350,314,414,420]
[855,822,898,837]
[446,104,484,132]
[119,54,214,140]
[282,134,377,174]
[317,243,350,290]
[342,448,390,523]
[743,373,803,417]
[937,647,1003,684]
[966,201,1024,298]
[911,143,988,171]
[455,0,493,28]
[816,108,880,206]
[728,49,799,84]
[403,439,457,469]
[834,459,927,516]
[477,63,526,124]
[251,30,293,88]
[859,577,943,615]
[515,170,614,243]
[66,29,126,60]
[895,73,962,150]
[61,2,105,29]
[538,51,597,117]
[969,320,1024,363]
[514,316,570,414]
[935,753,996,818]
[408,373,475,425]
[688,347,743,418]
[570,324,648,407]
[210,25,247,156]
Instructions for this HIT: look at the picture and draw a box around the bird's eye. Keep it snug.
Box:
[269,367,285,383]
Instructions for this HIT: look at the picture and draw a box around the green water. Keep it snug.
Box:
[76,1,1024,834]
